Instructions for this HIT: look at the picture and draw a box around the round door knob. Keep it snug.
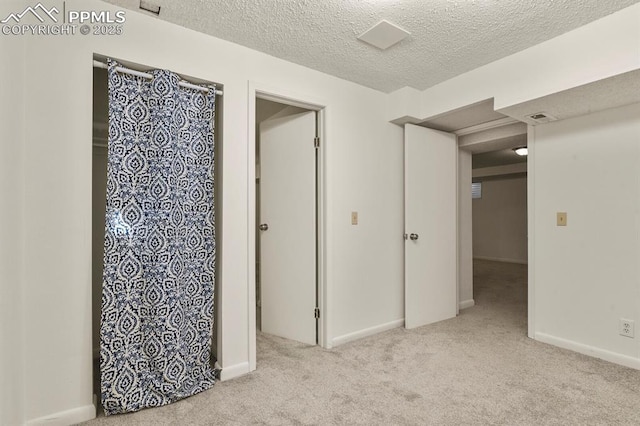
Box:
[409,233,419,241]
[259,224,269,231]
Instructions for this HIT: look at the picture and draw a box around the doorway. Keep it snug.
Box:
[255,98,320,346]
[412,99,530,331]
[471,149,528,265]
[469,147,528,322]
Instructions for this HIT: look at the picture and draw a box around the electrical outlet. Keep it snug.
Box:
[619,318,635,338]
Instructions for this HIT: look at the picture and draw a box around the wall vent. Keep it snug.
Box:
[527,112,557,124]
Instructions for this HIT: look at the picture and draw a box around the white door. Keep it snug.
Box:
[404,124,457,329]
[259,110,316,345]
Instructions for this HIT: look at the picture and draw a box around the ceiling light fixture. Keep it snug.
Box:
[513,146,528,156]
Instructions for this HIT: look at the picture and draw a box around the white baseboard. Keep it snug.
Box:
[474,256,527,265]
[459,299,475,310]
[535,332,640,370]
[332,319,405,347]
[220,361,250,381]
[26,404,96,425]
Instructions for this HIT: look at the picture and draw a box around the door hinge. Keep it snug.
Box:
[314,137,320,148]
[314,307,320,319]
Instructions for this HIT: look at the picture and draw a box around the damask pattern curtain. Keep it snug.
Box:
[101,60,217,415]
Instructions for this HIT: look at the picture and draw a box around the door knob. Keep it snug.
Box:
[409,233,419,241]
[259,223,269,231]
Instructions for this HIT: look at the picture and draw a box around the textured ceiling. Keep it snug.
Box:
[103,0,639,92]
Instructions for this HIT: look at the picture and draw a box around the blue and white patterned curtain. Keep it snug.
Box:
[100,60,217,415]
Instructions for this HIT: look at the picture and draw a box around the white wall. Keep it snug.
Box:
[2,0,404,422]
[473,176,528,264]
[532,102,640,367]
[0,31,26,426]
[458,150,473,308]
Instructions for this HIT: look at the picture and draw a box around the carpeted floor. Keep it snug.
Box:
[84,260,640,425]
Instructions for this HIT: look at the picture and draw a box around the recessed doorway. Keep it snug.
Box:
[254,98,320,346]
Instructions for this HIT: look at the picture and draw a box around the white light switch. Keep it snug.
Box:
[351,211,358,225]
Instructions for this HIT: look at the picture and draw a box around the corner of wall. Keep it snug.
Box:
[386,86,423,124]
[526,125,535,339]
[459,299,475,310]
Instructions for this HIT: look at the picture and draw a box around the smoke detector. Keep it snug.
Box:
[357,20,410,50]
[527,112,557,124]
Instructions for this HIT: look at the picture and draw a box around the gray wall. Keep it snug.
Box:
[472,176,527,263]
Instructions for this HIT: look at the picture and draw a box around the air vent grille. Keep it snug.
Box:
[527,112,557,124]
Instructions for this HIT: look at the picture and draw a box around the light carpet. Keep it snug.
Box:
[83,260,640,425]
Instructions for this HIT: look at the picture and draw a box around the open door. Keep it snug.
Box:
[404,124,457,329]
[259,110,317,345]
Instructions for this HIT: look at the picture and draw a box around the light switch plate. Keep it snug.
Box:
[557,212,567,226]
[351,211,358,225]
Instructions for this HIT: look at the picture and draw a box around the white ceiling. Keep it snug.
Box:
[104,0,639,93]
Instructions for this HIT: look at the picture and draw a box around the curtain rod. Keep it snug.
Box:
[93,60,223,96]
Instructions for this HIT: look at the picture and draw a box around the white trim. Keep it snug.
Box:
[247,82,330,371]
[459,299,475,310]
[332,319,405,347]
[454,117,518,136]
[455,144,460,316]
[220,361,251,381]
[473,256,527,265]
[26,404,96,426]
[527,125,536,339]
[535,333,640,371]
[247,85,257,373]
[317,107,330,349]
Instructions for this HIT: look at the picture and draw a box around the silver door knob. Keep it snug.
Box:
[259,224,269,231]
[409,233,419,241]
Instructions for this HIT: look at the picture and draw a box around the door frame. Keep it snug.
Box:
[454,118,532,336]
[247,82,329,372]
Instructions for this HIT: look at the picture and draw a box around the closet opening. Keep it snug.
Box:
[91,57,223,415]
